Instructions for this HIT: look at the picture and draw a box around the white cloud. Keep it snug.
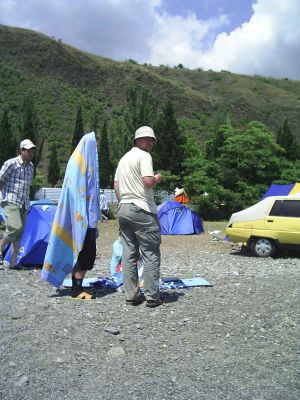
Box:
[147,11,229,67]
[0,0,300,79]
[149,0,300,79]
[0,0,159,60]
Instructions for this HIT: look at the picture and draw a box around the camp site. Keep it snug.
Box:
[1,184,299,400]
[1,14,300,400]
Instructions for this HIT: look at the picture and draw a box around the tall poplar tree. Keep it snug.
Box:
[0,110,17,167]
[99,120,112,188]
[20,95,44,170]
[71,106,84,153]
[154,99,184,175]
[276,118,300,161]
[48,141,60,186]
[123,85,160,153]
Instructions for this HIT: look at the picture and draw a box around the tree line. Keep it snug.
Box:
[0,85,299,220]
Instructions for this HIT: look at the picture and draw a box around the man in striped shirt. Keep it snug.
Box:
[0,139,36,269]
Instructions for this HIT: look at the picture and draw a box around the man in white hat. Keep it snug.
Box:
[0,139,36,269]
[114,126,163,307]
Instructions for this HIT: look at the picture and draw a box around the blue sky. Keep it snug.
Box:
[1,0,300,79]
[163,0,253,32]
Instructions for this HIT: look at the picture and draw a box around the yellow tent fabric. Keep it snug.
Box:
[289,183,300,196]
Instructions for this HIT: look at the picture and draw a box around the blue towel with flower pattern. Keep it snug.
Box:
[41,132,100,288]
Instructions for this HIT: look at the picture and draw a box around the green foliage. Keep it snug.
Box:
[275,159,300,183]
[47,140,60,186]
[71,105,84,153]
[127,59,138,65]
[154,99,185,175]
[218,121,283,188]
[0,109,17,166]
[2,25,300,217]
[20,95,45,171]
[123,85,160,153]
[276,118,300,161]
[109,117,127,170]
[89,105,104,138]
[2,24,300,159]
[153,189,164,205]
[30,170,46,200]
[99,120,112,188]
[182,121,292,220]
[205,124,234,160]
[192,186,237,220]
[158,170,181,193]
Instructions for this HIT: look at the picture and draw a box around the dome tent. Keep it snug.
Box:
[260,183,300,201]
[158,201,204,235]
[3,200,57,267]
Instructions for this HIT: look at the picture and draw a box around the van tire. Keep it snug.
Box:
[251,238,276,257]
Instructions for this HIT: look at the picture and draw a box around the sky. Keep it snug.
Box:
[1,0,300,79]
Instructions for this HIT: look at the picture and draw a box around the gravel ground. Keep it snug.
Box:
[0,220,299,400]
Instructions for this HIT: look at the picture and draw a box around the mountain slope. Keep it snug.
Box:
[1,24,300,147]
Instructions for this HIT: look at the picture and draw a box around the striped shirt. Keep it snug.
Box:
[0,155,34,209]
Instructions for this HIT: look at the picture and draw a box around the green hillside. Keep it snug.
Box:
[1,24,300,167]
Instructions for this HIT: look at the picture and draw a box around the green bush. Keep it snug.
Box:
[30,171,45,200]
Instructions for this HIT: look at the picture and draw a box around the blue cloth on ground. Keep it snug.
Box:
[160,277,213,289]
[62,276,213,289]
[41,132,100,288]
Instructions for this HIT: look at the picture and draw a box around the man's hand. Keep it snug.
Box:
[143,173,162,188]
[154,173,162,184]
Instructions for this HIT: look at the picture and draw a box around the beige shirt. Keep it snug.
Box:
[114,147,157,214]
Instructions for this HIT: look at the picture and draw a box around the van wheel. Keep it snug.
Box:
[251,238,276,257]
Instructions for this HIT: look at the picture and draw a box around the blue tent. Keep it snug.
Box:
[259,183,299,201]
[3,201,57,266]
[158,201,204,235]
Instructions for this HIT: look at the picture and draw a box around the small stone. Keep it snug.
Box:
[12,291,22,296]
[14,375,29,387]
[107,346,126,357]
[8,361,17,367]
[104,326,120,335]
[55,357,65,364]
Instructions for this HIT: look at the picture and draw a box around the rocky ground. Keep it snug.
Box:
[0,220,299,400]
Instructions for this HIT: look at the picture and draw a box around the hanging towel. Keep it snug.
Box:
[41,132,100,287]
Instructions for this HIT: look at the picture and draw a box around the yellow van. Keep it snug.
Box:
[226,196,300,257]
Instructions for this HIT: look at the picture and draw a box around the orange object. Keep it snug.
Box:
[175,193,190,204]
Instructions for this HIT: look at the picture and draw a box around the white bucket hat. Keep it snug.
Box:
[133,126,157,142]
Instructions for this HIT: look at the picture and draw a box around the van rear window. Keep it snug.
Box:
[269,200,300,217]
